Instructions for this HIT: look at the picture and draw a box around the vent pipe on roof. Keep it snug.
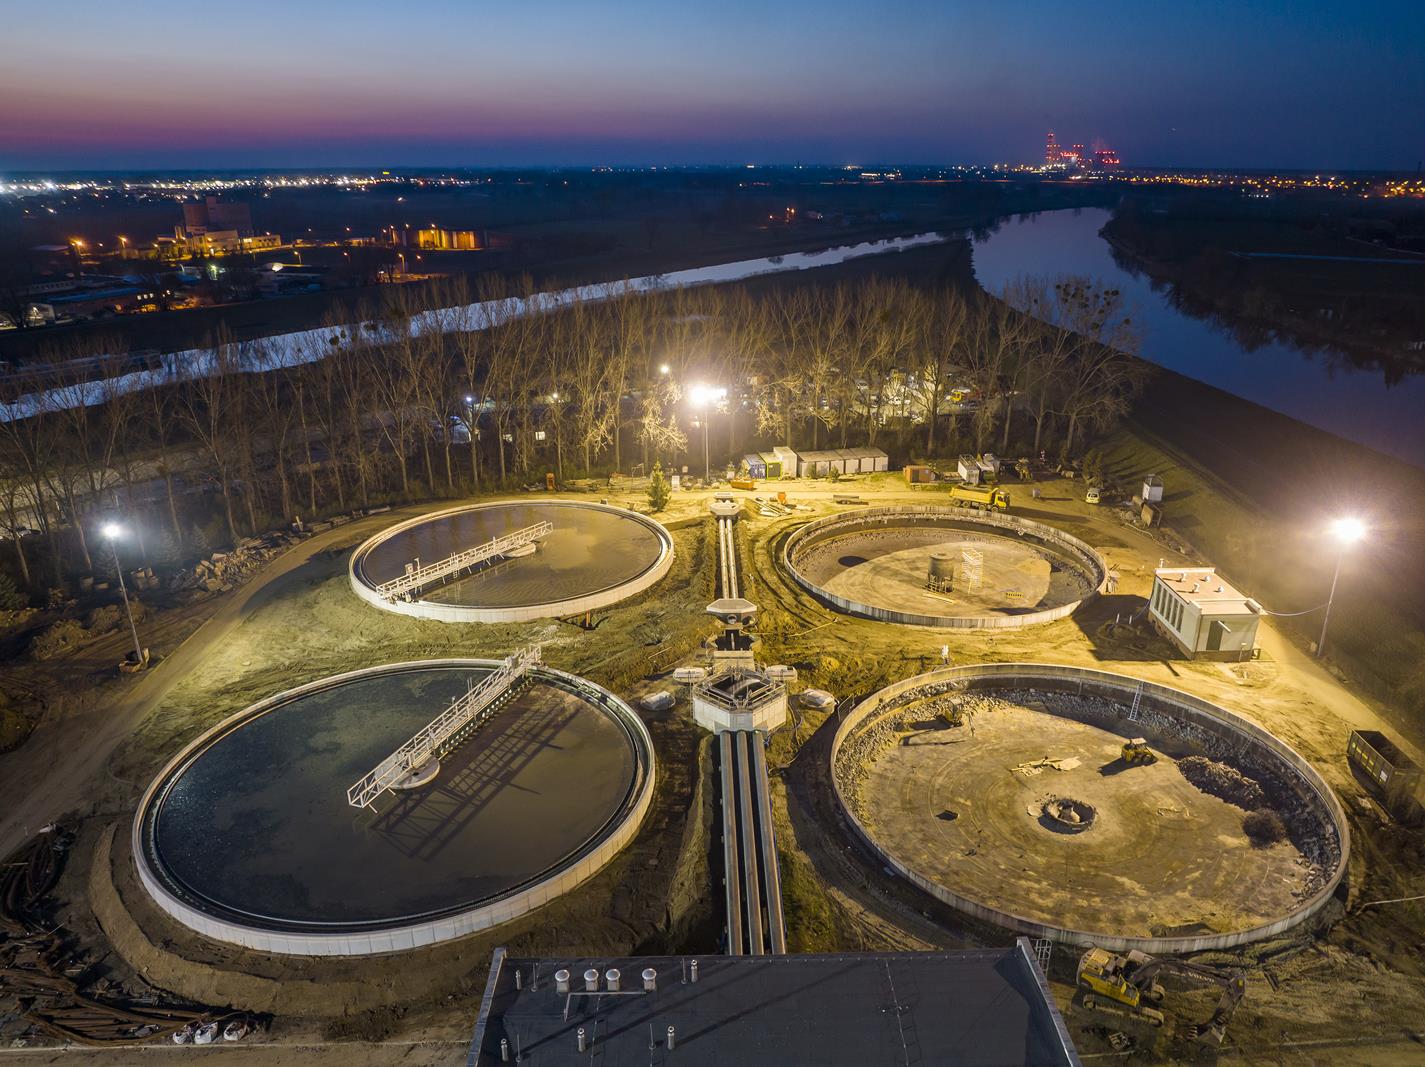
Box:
[667,1025,677,1050]
[690,959,699,983]
[514,968,523,990]
[643,968,658,991]
[1191,582,1199,593]
[500,1037,510,1062]
[577,1026,588,1052]
[584,968,599,992]
[555,969,570,994]
[606,968,621,992]
[1216,585,1224,593]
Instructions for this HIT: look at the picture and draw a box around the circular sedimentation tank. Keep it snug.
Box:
[781,506,1106,628]
[134,659,654,955]
[350,501,674,622]
[831,665,1348,953]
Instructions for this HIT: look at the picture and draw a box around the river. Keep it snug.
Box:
[2,231,948,422]
[971,208,1425,468]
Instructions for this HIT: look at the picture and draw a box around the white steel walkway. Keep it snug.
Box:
[346,645,542,810]
[375,522,552,602]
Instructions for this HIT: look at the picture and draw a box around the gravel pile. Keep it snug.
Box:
[1179,755,1268,810]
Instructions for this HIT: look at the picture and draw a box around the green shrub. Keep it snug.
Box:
[647,461,671,513]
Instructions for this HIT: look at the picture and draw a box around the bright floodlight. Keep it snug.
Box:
[464,394,475,404]
[101,522,122,540]
[1330,517,1366,544]
[690,384,711,407]
[659,364,671,375]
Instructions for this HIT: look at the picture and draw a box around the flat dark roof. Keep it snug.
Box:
[467,942,1080,1066]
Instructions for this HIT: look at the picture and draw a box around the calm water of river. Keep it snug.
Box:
[972,208,1425,467]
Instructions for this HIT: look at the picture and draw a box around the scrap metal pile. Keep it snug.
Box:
[0,826,253,1048]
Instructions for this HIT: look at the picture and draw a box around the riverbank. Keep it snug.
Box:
[1100,218,1425,382]
[1105,366,1425,748]
[972,207,1425,466]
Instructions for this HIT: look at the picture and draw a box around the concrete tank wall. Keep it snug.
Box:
[132,659,656,957]
[349,500,674,623]
[782,507,1108,629]
[829,663,1350,954]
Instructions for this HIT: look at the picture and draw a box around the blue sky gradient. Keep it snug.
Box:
[3,0,1422,170]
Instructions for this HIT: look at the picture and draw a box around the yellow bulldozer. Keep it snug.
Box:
[1076,947,1246,1045]
[1121,737,1157,766]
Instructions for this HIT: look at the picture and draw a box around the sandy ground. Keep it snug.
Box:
[855,699,1317,937]
[0,505,438,861]
[804,529,1061,618]
[4,473,1424,1064]
[734,472,1425,1062]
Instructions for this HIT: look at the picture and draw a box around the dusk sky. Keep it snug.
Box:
[3,0,1423,171]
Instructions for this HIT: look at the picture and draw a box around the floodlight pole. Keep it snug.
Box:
[1317,545,1345,659]
[108,536,144,667]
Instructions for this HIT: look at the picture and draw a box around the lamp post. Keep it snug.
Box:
[464,394,480,487]
[101,523,144,668]
[689,385,726,483]
[1317,516,1365,658]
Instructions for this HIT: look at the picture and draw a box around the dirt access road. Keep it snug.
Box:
[0,508,424,861]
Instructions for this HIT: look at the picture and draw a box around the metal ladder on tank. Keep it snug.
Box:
[1127,683,1145,724]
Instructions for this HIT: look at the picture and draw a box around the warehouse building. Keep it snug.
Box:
[1149,566,1261,660]
[466,941,1079,1066]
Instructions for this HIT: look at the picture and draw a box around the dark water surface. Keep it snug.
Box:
[972,208,1425,467]
[357,502,664,607]
[151,667,637,929]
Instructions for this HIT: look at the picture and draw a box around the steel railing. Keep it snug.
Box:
[375,522,552,602]
[346,645,542,810]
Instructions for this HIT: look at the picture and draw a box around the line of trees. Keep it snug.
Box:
[0,272,1148,593]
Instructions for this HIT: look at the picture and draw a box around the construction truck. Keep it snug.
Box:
[949,483,1009,511]
[1121,738,1157,765]
[1076,947,1246,1046]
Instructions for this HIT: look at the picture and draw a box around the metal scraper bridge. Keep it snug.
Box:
[346,644,542,810]
[374,521,552,602]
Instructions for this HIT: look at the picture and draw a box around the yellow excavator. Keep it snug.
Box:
[1077,947,1247,1046]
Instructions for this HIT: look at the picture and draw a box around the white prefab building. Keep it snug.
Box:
[794,447,889,477]
[768,446,797,478]
[1149,566,1261,660]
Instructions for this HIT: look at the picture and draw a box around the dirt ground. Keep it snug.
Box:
[796,525,1069,619]
[0,488,718,1060]
[852,697,1320,938]
[734,469,1425,1064]
[3,466,1425,1064]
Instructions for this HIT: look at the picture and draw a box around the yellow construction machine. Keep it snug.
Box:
[1121,737,1157,766]
[949,483,1010,511]
[1076,947,1246,1046]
